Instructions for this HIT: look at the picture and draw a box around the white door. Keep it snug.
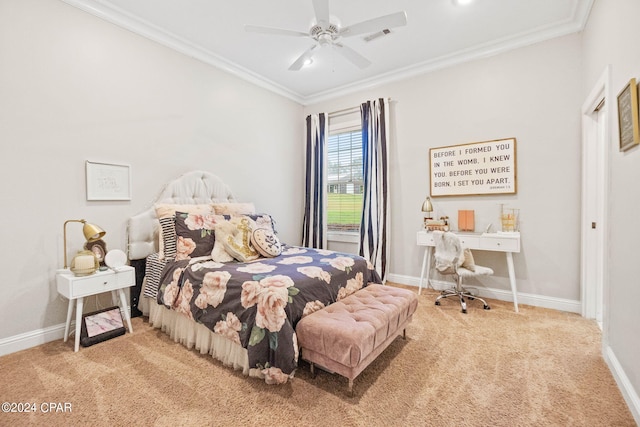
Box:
[581,67,610,329]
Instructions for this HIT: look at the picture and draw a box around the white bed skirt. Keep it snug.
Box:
[139,295,258,378]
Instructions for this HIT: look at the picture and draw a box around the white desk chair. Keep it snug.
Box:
[432,231,492,313]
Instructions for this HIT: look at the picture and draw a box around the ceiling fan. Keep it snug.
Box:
[245,0,407,71]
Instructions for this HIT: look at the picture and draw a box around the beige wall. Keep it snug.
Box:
[2,2,638,418]
[582,0,640,419]
[0,0,303,340]
[305,34,583,304]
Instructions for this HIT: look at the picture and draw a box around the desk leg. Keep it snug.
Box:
[506,252,519,313]
[64,298,74,342]
[419,247,432,295]
[74,297,84,352]
[118,289,134,333]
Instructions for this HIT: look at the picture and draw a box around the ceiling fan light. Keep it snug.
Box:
[303,58,314,66]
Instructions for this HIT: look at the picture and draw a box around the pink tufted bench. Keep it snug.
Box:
[296,284,418,393]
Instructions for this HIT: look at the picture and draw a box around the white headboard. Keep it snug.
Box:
[127,170,236,260]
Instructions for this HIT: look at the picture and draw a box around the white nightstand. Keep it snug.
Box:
[56,266,135,352]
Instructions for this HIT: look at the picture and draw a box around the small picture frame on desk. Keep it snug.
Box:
[85,239,107,266]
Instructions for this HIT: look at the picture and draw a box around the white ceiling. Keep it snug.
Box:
[65,0,594,105]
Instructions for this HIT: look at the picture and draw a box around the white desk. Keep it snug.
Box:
[56,266,135,351]
[417,230,521,312]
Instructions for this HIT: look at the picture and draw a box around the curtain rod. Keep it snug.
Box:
[328,98,393,118]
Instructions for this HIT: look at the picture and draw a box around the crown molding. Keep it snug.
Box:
[61,0,594,107]
[60,0,305,104]
[301,1,594,105]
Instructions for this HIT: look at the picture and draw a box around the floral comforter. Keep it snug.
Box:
[157,245,381,383]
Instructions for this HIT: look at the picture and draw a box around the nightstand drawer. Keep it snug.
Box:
[115,268,135,287]
[416,231,435,246]
[457,236,480,248]
[480,237,520,252]
[56,267,135,299]
[68,273,117,298]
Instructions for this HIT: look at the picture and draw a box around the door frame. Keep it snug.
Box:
[580,65,611,330]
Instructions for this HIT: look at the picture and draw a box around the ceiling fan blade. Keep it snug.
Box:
[289,45,318,71]
[333,43,371,69]
[245,25,309,38]
[312,0,330,28]
[340,11,407,37]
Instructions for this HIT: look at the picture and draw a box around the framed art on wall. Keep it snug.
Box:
[429,138,517,197]
[86,161,131,201]
[617,78,640,152]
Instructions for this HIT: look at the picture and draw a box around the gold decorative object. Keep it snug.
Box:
[63,219,106,271]
[499,204,519,232]
[70,250,100,276]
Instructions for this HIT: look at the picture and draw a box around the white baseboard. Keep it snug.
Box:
[0,323,66,357]
[0,306,132,357]
[386,273,581,313]
[604,345,640,425]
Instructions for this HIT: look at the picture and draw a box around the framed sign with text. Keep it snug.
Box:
[429,138,517,197]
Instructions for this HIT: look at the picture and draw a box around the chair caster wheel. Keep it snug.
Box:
[435,301,441,306]
[484,305,490,310]
[462,309,467,314]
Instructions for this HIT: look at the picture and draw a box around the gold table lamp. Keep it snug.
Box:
[63,219,106,269]
[421,196,434,219]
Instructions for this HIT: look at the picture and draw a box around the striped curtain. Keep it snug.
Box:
[302,113,328,249]
[359,99,390,282]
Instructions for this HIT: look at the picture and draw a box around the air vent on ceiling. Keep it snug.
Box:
[363,28,391,42]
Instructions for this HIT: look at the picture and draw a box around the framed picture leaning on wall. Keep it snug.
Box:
[616,78,640,152]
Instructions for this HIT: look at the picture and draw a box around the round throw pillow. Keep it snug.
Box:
[251,228,282,258]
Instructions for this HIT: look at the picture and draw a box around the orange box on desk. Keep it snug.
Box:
[458,210,475,231]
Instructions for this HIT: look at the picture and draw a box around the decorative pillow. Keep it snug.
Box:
[211,229,235,263]
[251,228,282,258]
[155,203,213,260]
[249,213,276,234]
[174,212,224,261]
[217,216,260,262]
[212,202,256,216]
[461,248,476,272]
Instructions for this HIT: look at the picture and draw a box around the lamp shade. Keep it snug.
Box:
[421,197,433,213]
[83,222,106,242]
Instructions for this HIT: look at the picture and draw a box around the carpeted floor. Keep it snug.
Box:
[0,286,635,426]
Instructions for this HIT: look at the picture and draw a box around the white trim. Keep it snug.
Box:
[580,65,611,328]
[302,7,595,105]
[327,231,359,244]
[60,0,305,104]
[61,0,595,106]
[386,273,581,313]
[604,346,640,425]
[0,306,132,356]
[0,323,66,357]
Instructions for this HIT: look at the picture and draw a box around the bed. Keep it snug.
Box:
[127,171,381,384]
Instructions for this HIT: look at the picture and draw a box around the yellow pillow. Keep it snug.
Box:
[218,217,260,262]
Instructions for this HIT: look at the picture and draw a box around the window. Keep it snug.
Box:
[326,128,363,233]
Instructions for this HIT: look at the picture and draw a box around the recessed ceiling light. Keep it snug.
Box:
[454,0,474,5]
